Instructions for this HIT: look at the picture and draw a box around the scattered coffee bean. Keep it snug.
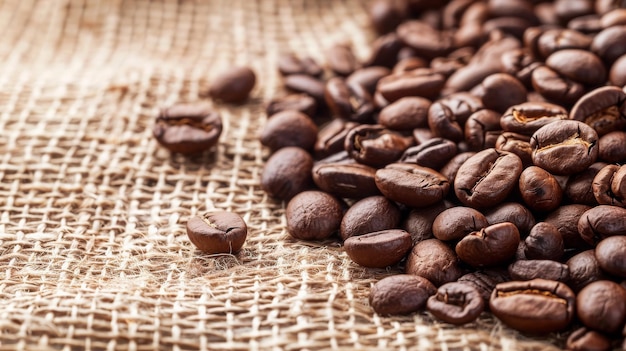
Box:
[595,235,626,278]
[576,280,626,334]
[260,110,318,152]
[426,282,485,325]
[186,211,247,254]
[339,196,401,241]
[369,274,436,315]
[566,327,612,351]
[344,229,412,268]
[153,103,222,154]
[285,190,344,241]
[508,260,569,282]
[456,222,520,268]
[405,239,463,287]
[261,146,313,200]
[209,66,256,103]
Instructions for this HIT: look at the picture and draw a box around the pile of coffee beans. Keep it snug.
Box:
[259,0,626,349]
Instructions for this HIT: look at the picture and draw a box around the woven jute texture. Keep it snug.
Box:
[0,1,565,350]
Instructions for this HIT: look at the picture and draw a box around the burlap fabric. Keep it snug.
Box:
[0,1,566,350]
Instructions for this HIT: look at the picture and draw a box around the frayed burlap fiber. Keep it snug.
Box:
[0,1,562,350]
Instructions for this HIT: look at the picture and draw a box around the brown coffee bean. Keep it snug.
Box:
[405,239,463,287]
[340,196,401,241]
[368,0,409,34]
[591,25,626,65]
[428,93,484,142]
[427,282,485,325]
[565,162,607,206]
[519,166,563,212]
[508,260,569,282]
[186,211,247,254]
[344,229,412,268]
[478,73,527,114]
[278,53,323,77]
[463,109,502,151]
[531,65,586,106]
[369,274,436,315]
[524,222,564,261]
[325,77,375,123]
[536,28,593,59]
[396,20,454,59]
[566,250,607,292]
[312,162,380,200]
[440,152,476,187]
[576,280,626,334]
[265,94,317,118]
[399,138,457,170]
[578,205,626,246]
[209,66,256,103]
[566,327,612,351]
[592,164,626,207]
[570,86,626,136]
[490,279,576,334]
[346,66,392,95]
[595,235,626,278]
[457,269,510,304]
[365,33,404,68]
[261,147,313,200]
[483,202,536,236]
[325,44,360,77]
[402,201,453,244]
[345,125,413,167]
[500,102,569,136]
[456,222,520,268]
[495,132,533,167]
[500,49,541,88]
[260,110,318,152]
[378,96,431,131]
[377,68,446,102]
[544,204,593,250]
[314,119,359,159]
[598,131,626,163]
[609,54,626,86]
[375,163,450,208]
[432,207,489,242]
[285,190,344,241]
[152,104,223,155]
[284,74,326,104]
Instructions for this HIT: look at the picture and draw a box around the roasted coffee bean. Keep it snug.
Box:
[592,164,626,207]
[591,25,626,65]
[477,73,527,114]
[392,57,429,74]
[344,229,413,268]
[454,149,523,209]
[396,20,454,59]
[325,77,375,123]
[439,152,476,187]
[365,33,405,68]
[399,138,457,170]
[284,74,326,104]
[427,282,484,325]
[186,211,247,254]
[546,49,606,87]
[312,162,379,200]
[260,110,318,152]
[595,235,626,278]
[402,201,453,244]
[265,94,317,118]
[285,190,344,241]
[484,202,536,236]
[345,125,413,167]
[209,66,256,103]
[377,68,446,102]
[570,86,626,136]
[428,93,484,142]
[609,54,626,86]
[340,196,401,241]
[405,239,463,287]
[490,279,576,334]
[578,205,626,245]
[508,260,569,282]
[325,44,360,77]
[430,53,468,78]
[464,109,501,151]
[369,274,436,315]
[346,66,392,95]
[519,166,563,212]
[598,131,626,163]
[368,0,409,34]
[378,96,431,131]
[500,49,541,88]
[530,120,598,176]
[500,102,568,136]
[544,204,593,250]
[554,0,595,24]
[375,163,450,208]
[576,280,626,334]
[565,163,607,206]
[314,119,358,159]
[495,132,533,167]
[412,127,434,145]
[531,65,586,106]
[261,147,313,200]
[457,269,510,305]
[568,15,603,35]
[524,222,564,261]
[432,207,489,242]
[566,327,612,351]
[567,250,607,292]
[277,53,323,77]
[536,28,593,59]
[456,222,520,268]
[152,104,223,155]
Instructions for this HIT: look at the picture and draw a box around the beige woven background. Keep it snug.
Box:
[0,0,565,350]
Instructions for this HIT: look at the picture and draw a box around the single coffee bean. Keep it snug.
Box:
[346,66,392,95]
[554,0,595,26]
[396,20,454,59]
[261,146,313,200]
[285,190,344,241]
[600,7,626,25]
[609,54,626,86]
[312,162,379,200]
[399,138,457,170]
[325,77,376,123]
[344,124,413,167]
[325,44,360,77]
[577,205,626,246]
[531,65,586,106]
[566,327,612,351]
[339,196,401,241]
[260,110,318,152]
[284,74,326,104]
[209,66,256,103]
[477,73,527,114]
[500,102,569,136]
[427,282,485,325]
[490,279,576,334]
[495,132,533,167]
[592,164,626,207]
[591,25,626,65]
[508,260,569,282]
[365,33,404,68]
[565,162,607,206]
[454,149,523,209]
[530,120,599,175]
[439,152,476,187]
[406,239,463,287]
[375,163,450,208]
[402,201,453,244]
[457,269,510,305]
[463,109,501,151]
[265,94,317,118]
[544,204,593,250]
[598,131,626,163]
[344,229,413,268]
[568,15,603,35]
[483,202,536,236]
[277,53,323,77]
[456,222,520,268]
[314,119,359,159]
[536,28,593,59]
[428,93,484,142]
[152,104,223,155]
[576,280,626,334]
[567,250,607,292]
[378,96,431,131]
[368,0,409,34]
[186,211,247,254]
[595,235,626,278]
[432,207,489,242]
[570,86,626,136]
[369,274,436,315]
[518,166,563,212]
[377,68,446,102]
[524,222,564,261]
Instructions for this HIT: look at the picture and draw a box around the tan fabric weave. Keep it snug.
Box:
[0,1,564,349]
